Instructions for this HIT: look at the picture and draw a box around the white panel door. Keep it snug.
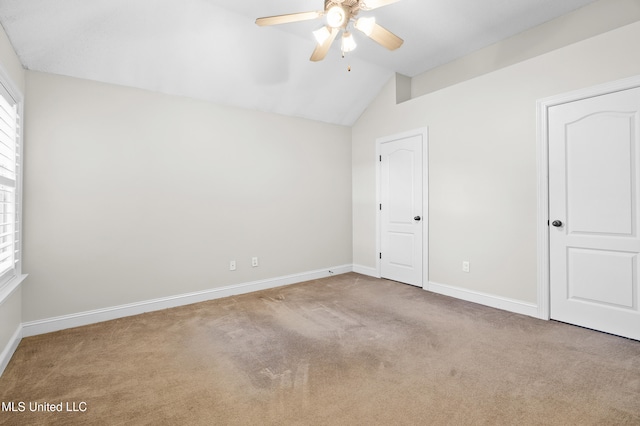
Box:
[549,86,640,340]
[380,134,423,287]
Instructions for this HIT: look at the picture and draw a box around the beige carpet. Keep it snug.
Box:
[1,273,639,425]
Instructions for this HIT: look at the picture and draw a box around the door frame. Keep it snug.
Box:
[536,74,640,320]
[376,127,429,287]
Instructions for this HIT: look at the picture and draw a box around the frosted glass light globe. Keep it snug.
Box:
[326,6,347,28]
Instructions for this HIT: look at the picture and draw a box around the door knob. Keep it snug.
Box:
[552,220,563,227]
[414,216,421,221]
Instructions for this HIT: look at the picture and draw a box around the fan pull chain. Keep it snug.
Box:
[341,51,351,72]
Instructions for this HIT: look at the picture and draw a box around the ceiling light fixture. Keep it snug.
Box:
[341,32,357,53]
[355,16,376,36]
[256,1,404,62]
[313,26,332,45]
[326,5,347,28]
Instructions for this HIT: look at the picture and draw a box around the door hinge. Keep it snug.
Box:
[547,220,549,226]
[379,252,382,259]
[379,204,382,210]
[379,155,382,162]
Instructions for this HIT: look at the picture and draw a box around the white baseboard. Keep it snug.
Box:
[426,281,539,318]
[352,264,379,278]
[22,265,353,338]
[0,325,22,377]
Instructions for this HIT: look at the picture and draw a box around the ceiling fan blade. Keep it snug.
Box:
[360,22,403,50]
[360,0,401,11]
[256,11,322,26]
[310,28,339,62]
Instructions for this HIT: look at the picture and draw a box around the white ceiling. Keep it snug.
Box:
[0,0,599,126]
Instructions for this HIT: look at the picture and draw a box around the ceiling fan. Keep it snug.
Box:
[255,0,403,62]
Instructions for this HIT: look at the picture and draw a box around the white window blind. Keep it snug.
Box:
[0,87,19,288]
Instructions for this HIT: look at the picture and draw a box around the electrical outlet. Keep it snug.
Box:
[229,260,236,271]
[462,261,470,273]
[252,257,259,267]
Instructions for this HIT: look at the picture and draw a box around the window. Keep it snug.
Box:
[0,78,22,293]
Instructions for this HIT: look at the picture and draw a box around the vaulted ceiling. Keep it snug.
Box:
[0,0,598,125]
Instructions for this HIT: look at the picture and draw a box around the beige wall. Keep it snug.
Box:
[22,72,352,321]
[353,19,640,304]
[0,288,21,353]
[0,23,24,366]
[0,24,24,92]
[411,0,640,98]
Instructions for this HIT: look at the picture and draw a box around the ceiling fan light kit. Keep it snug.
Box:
[326,5,348,28]
[255,0,403,62]
[355,16,376,36]
[313,26,332,45]
[341,32,357,53]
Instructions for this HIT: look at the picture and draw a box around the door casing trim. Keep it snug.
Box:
[536,74,640,320]
[376,127,429,287]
